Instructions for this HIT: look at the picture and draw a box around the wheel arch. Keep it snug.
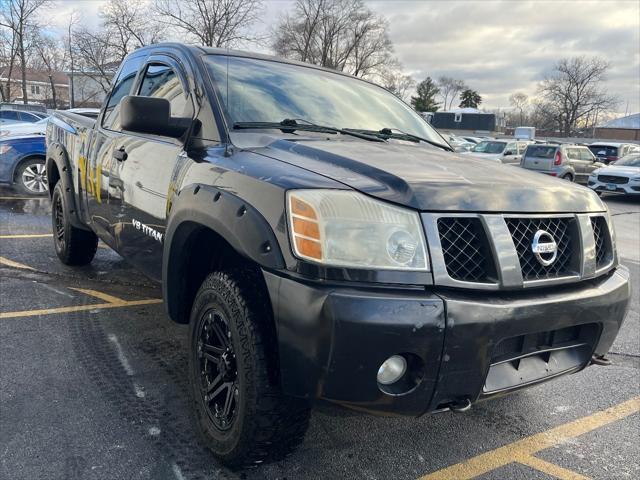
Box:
[46,142,87,229]
[163,184,286,324]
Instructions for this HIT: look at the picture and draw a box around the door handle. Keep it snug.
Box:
[113,147,128,162]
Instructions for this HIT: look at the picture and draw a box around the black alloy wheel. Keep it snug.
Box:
[197,310,239,431]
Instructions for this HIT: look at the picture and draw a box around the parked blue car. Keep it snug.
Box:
[0,135,47,195]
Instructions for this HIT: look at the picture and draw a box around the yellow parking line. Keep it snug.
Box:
[0,256,35,271]
[0,298,162,319]
[519,455,591,480]
[70,288,127,305]
[419,396,640,480]
[0,233,52,239]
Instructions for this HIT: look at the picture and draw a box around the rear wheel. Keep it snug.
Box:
[189,269,311,467]
[51,182,98,265]
[15,157,48,195]
[561,173,574,182]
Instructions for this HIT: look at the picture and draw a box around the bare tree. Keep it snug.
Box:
[509,92,529,125]
[0,0,51,103]
[0,24,18,101]
[380,69,415,102]
[65,10,80,108]
[273,0,394,78]
[155,0,263,48]
[437,76,466,110]
[31,33,67,108]
[73,28,119,95]
[72,0,164,101]
[101,0,165,60]
[538,56,618,136]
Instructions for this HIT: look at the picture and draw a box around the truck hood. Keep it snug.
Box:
[246,136,605,213]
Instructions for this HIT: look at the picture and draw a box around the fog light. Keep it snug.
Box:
[377,355,407,385]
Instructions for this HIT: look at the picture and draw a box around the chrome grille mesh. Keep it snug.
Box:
[505,217,574,281]
[591,216,609,268]
[437,218,492,282]
[426,213,614,289]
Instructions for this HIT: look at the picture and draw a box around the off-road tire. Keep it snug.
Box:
[15,157,48,196]
[51,182,98,265]
[189,269,311,467]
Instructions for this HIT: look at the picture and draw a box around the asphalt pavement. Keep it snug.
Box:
[0,187,638,480]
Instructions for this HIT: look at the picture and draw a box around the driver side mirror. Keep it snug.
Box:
[504,150,514,156]
[120,95,190,138]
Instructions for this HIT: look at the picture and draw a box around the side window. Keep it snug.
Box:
[579,148,595,161]
[566,148,580,160]
[517,143,527,154]
[0,110,20,120]
[138,63,188,117]
[102,55,144,131]
[18,112,37,122]
[505,143,516,154]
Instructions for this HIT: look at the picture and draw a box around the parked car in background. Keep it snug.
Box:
[520,144,603,184]
[588,153,640,196]
[0,109,45,126]
[514,126,535,140]
[0,102,47,113]
[0,116,49,137]
[588,142,639,164]
[436,132,474,152]
[0,135,47,195]
[463,139,529,163]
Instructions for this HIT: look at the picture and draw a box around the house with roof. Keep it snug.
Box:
[0,67,70,108]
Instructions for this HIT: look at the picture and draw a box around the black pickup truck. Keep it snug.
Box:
[46,43,630,466]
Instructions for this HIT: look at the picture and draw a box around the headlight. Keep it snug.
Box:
[632,176,640,182]
[0,144,12,155]
[287,189,429,271]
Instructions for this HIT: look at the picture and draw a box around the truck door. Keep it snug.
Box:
[85,54,145,245]
[106,57,193,280]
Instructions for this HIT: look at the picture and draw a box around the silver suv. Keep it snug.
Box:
[521,144,604,184]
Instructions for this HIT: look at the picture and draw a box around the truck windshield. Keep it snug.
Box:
[204,55,444,145]
[471,141,506,154]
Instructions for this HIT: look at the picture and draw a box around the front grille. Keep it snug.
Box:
[591,216,610,268]
[505,217,575,281]
[597,175,629,184]
[437,217,494,282]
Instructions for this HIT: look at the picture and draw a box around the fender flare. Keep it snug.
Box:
[162,184,286,323]
[46,142,86,229]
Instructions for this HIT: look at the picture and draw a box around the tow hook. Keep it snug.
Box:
[449,398,472,413]
[591,354,612,366]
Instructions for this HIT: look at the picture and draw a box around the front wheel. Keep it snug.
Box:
[15,157,48,195]
[189,270,311,467]
[561,173,574,182]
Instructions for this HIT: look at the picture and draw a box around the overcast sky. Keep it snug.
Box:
[48,0,639,114]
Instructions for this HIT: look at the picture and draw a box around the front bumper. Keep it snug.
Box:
[588,179,640,195]
[263,266,630,417]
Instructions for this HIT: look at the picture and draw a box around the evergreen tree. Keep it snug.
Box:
[410,77,440,112]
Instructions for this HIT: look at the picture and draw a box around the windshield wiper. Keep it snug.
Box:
[344,127,454,152]
[233,119,384,142]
